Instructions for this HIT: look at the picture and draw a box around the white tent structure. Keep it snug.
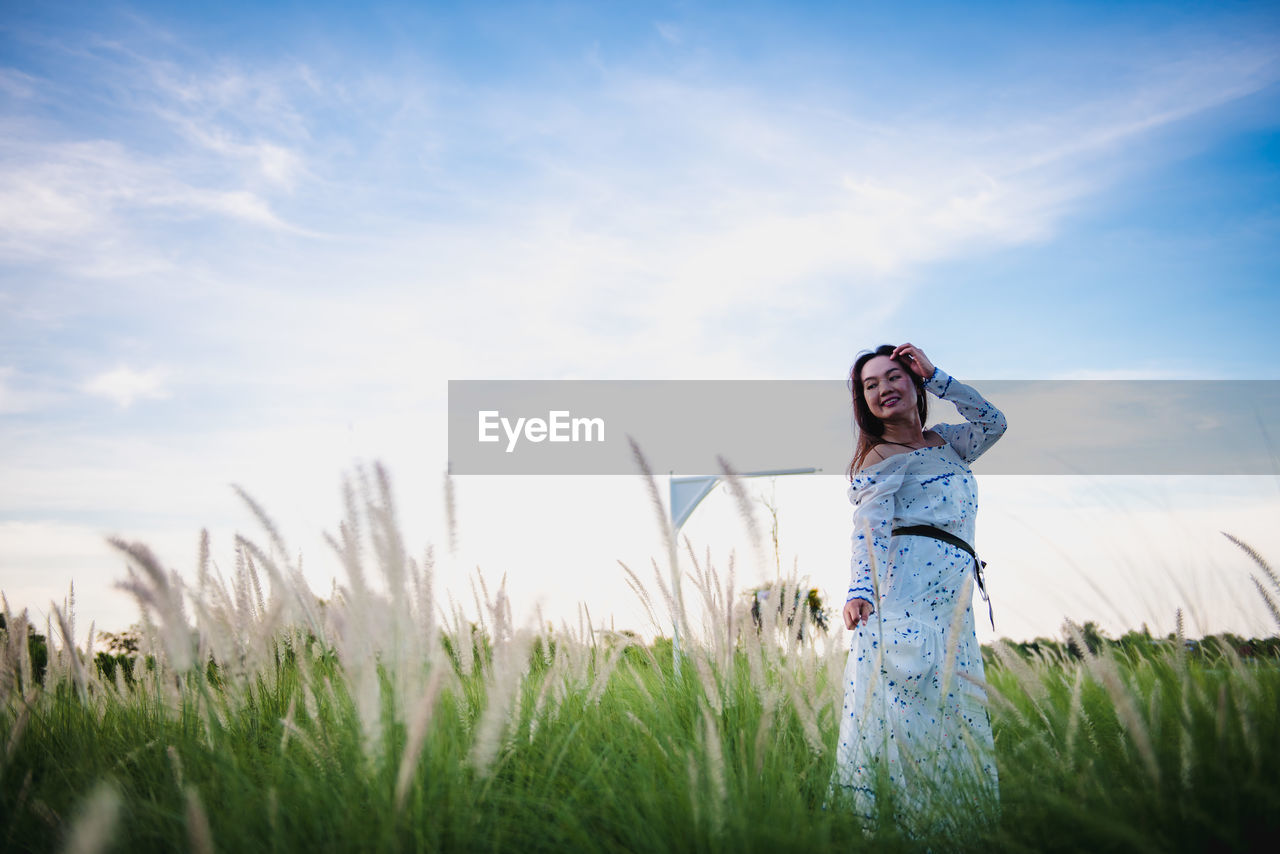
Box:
[669,468,817,535]
[666,467,817,670]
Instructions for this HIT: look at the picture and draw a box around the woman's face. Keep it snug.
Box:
[860,355,917,421]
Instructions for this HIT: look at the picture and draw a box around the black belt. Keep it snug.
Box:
[892,525,994,630]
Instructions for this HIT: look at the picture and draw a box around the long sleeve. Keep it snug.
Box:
[847,452,910,605]
[925,367,1007,464]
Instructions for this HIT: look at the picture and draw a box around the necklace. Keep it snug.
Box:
[879,436,937,451]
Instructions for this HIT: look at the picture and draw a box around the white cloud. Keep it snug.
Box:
[0,68,41,100]
[654,22,683,45]
[83,366,171,408]
[0,136,307,278]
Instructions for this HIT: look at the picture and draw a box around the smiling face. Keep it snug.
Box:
[859,355,918,421]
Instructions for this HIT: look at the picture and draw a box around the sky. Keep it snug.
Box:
[2,0,1279,646]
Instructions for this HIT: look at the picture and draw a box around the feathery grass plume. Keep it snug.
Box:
[235,482,331,644]
[1172,610,1195,790]
[682,537,735,690]
[684,538,715,640]
[1223,532,1280,630]
[627,654,656,706]
[349,648,383,750]
[279,693,298,754]
[244,545,268,619]
[235,535,324,645]
[447,601,475,678]
[167,745,185,790]
[1213,680,1230,746]
[324,524,368,603]
[1250,577,1280,631]
[65,583,76,657]
[587,631,634,705]
[685,754,701,833]
[528,653,558,738]
[717,456,767,579]
[266,787,280,839]
[365,464,437,714]
[1222,531,1280,591]
[51,601,88,702]
[780,577,803,643]
[471,570,492,641]
[395,663,446,814]
[279,712,323,768]
[1062,617,1095,663]
[1174,607,1187,675]
[84,618,95,665]
[0,597,31,703]
[699,705,727,837]
[624,709,669,761]
[4,698,30,769]
[741,592,769,748]
[369,462,408,592]
[690,637,724,715]
[108,655,128,701]
[992,639,1049,706]
[196,529,211,591]
[753,687,779,776]
[61,780,121,854]
[972,668,1029,732]
[782,663,824,754]
[1216,646,1262,761]
[231,483,289,562]
[185,787,214,854]
[578,600,595,650]
[648,557,679,640]
[629,435,688,654]
[43,612,56,685]
[341,473,362,556]
[1064,618,1161,785]
[724,553,737,680]
[742,583,757,676]
[444,467,458,557]
[468,629,534,777]
[233,542,255,625]
[418,545,437,639]
[17,624,34,706]
[618,560,662,634]
[559,610,592,689]
[110,539,194,672]
[1063,663,1086,760]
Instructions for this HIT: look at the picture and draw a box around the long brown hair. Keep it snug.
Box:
[847,344,929,479]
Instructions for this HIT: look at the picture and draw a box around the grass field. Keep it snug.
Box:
[2,467,1278,852]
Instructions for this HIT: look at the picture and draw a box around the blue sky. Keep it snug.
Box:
[2,1,1279,641]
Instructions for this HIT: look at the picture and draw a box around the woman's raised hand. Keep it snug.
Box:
[892,343,935,380]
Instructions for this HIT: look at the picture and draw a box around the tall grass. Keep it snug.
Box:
[0,464,1277,852]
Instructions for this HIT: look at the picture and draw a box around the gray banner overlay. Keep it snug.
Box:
[448,380,1280,475]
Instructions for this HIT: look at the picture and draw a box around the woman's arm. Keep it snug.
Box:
[847,453,909,609]
[925,367,1008,464]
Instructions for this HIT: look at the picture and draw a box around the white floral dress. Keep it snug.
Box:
[833,366,1007,825]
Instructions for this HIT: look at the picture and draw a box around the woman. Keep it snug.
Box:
[832,342,1006,830]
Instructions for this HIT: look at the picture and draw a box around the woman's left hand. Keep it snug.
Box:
[892,343,935,380]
